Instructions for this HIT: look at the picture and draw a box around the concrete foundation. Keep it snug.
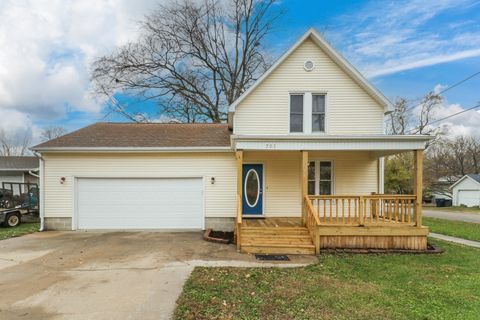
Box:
[44,217,72,231]
[205,217,235,231]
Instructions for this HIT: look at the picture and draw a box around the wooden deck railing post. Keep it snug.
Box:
[359,196,364,225]
[413,149,424,227]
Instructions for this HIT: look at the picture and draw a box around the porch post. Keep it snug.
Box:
[236,150,243,213]
[413,149,423,227]
[236,150,243,249]
[301,150,309,225]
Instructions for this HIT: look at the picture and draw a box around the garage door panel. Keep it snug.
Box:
[458,190,480,207]
[77,178,203,229]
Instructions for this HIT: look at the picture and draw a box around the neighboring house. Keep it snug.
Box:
[450,174,480,207]
[0,156,39,187]
[32,29,431,254]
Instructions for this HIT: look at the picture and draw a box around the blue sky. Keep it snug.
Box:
[0,0,479,143]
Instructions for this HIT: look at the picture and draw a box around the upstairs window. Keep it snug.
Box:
[312,94,325,132]
[290,94,304,133]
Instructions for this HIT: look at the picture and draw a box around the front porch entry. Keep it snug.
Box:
[235,149,428,255]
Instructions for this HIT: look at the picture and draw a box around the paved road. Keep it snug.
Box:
[423,209,480,223]
[0,232,315,320]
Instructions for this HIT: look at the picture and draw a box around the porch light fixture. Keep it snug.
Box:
[60,177,66,184]
[211,177,216,184]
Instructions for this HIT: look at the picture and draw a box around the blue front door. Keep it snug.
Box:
[242,164,263,215]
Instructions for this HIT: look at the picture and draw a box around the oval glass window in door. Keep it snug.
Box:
[244,169,260,207]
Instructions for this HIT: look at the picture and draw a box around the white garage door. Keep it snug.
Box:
[76,178,203,230]
[457,190,480,207]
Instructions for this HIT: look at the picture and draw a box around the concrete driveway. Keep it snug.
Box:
[0,231,316,320]
[423,209,480,223]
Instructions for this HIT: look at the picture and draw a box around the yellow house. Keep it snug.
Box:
[32,29,431,255]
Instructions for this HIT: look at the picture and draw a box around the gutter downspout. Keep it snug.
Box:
[28,170,40,178]
[33,151,45,231]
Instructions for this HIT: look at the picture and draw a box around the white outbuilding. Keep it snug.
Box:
[451,174,480,207]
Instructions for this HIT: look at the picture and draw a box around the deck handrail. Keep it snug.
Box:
[307,194,420,227]
[236,195,242,250]
[304,196,320,254]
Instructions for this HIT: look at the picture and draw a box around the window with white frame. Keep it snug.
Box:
[290,94,304,132]
[312,94,325,132]
[307,160,333,195]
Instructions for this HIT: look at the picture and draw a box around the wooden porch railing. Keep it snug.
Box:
[304,196,321,254]
[236,195,242,250]
[308,194,419,226]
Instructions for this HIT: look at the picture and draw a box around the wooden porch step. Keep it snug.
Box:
[242,234,312,240]
[241,243,315,255]
[241,227,310,236]
[241,238,314,245]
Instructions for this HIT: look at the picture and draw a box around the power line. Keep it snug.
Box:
[385,70,480,121]
[406,102,480,134]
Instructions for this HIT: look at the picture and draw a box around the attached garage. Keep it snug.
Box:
[76,178,204,230]
[451,174,480,207]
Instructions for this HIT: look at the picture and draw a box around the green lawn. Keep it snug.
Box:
[0,222,39,240]
[424,206,480,213]
[175,240,480,320]
[423,217,480,242]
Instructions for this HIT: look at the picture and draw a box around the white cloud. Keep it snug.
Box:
[327,0,480,78]
[0,0,159,146]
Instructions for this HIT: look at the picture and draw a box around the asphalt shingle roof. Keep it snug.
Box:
[32,122,232,150]
[0,156,39,171]
[467,174,480,184]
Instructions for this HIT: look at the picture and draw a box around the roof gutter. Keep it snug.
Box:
[231,134,433,141]
[31,146,233,153]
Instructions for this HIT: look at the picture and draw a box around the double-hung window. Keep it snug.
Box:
[307,160,333,195]
[312,94,325,132]
[290,93,326,133]
[290,94,304,132]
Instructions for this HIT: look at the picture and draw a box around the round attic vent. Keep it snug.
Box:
[304,60,315,71]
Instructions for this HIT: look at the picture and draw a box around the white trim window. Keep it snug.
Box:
[312,94,326,132]
[290,94,304,133]
[308,160,333,195]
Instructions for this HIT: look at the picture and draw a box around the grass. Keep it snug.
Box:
[175,240,480,320]
[423,217,480,242]
[0,222,39,240]
[423,206,480,213]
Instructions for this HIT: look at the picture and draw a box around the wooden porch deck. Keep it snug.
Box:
[242,217,303,228]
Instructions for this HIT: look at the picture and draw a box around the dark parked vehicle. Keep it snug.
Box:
[0,182,39,227]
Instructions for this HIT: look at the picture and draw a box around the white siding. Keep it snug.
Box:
[452,177,480,206]
[244,151,378,217]
[43,153,236,219]
[234,39,384,135]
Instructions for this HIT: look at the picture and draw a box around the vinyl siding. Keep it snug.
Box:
[43,153,237,219]
[452,178,480,206]
[244,151,378,217]
[234,38,384,135]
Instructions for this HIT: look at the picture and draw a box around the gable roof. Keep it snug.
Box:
[450,174,480,189]
[0,156,39,171]
[32,122,232,151]
[228,28,393,114]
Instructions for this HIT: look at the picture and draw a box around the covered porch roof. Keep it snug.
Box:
[232,134,432,156]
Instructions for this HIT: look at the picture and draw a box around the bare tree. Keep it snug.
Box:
[387,92,444,151]
[92,0,282,123]
[0,129,31,156]
[40,126,67,141]
[424,134,480,197]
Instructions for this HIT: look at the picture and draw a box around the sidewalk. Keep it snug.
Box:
[429,232,480,248]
